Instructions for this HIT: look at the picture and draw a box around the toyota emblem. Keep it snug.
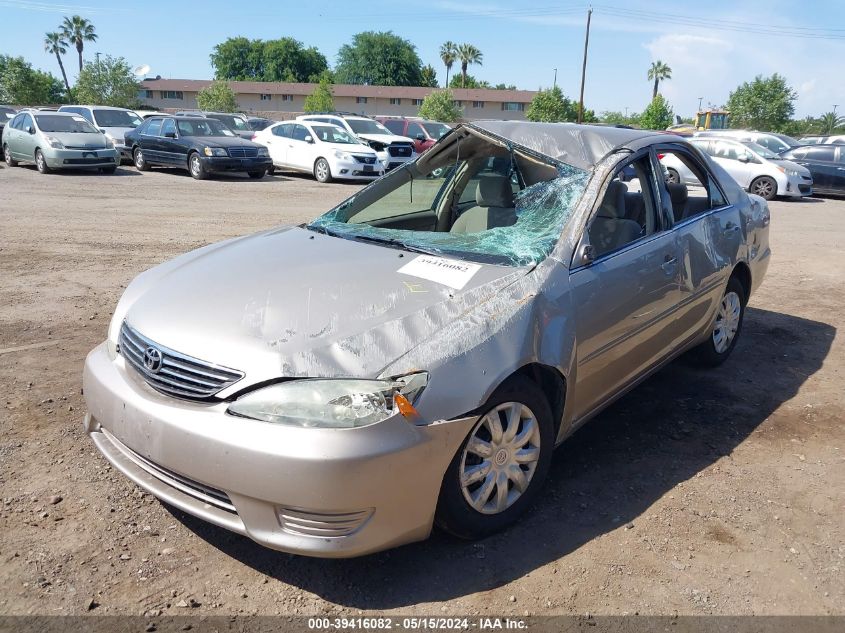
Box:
[143,346,163,373]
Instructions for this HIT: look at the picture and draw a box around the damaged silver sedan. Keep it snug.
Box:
[82,121,771,557]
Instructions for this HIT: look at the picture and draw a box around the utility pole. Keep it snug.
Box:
[698,96,703,111]
[553,68,557,90]
[577,6,592,124]
[832,105,839,134]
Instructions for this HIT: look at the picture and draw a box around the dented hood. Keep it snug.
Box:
[121,226,527,389]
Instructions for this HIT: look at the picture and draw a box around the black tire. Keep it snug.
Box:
[666,168,680,184]
[35,149,50,174]
[749,176,777,201]
[436,376,555,540]
[188,152,207,180]
[247,170,266,179]
[101,165,117,174]
[689,275,747,367]
[133,147,149,172]
[3,144,17,167]
[314,157,332,183]
[267,165,276,176]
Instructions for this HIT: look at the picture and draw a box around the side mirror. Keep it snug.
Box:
[415,133,426,141]
[164,132,176,139]
[737,154,749,163]
[576,243,595,266]
[26,126,35,134]
[304,135,313,144]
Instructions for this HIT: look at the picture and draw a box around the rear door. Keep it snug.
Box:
[4,114,24,159]
[266,123,292,166]
[18,114,37,160]
[790,146,837,191]
[569,152,683,421]
[709,139,755,188]
[834,147,845,192]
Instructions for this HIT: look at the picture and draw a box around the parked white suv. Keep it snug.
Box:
[58,105,142,162]
[297,113,415,170]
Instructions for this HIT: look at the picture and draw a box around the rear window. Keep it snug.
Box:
[93,109,142,128]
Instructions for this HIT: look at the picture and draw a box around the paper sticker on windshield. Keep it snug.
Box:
[398,255,481,290]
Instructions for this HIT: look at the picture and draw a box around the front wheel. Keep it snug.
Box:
[35,149,51,174]
[267,165,276,176]
[133,147,149,171]
[4,144,17,166]
[749,176,777,200]
[314,157,332,183]
[188,152,207,180]
[247,170,266,179]
[436,376,554,540]
[689,276,747,367]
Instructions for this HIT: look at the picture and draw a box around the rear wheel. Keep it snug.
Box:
[314,157,332,183]
[133,147,149,171]
[247,170,266,179]
[749,176,777,200]
[35,149,50,174]
[267,166,276,176]
[689,276,746,367]
[436,376,554,540]
[189,152,207,180]
[666,168,680,184]
[4,144,17,167]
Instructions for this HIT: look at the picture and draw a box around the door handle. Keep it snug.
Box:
[661,254,677,275]
[723,222,740,233]
[266,140,272,144]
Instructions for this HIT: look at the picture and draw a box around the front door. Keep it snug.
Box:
[570,153,682,420]
[158,118,184,165]
[139,118,164,163]
[288,124,314,171]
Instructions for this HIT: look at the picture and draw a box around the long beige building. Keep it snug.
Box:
[138,78,537,120]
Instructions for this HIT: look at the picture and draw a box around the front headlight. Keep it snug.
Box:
[45,136,64,149]
[226,373,428,429]
[203,146,227,157]
[786,169,799,177]
[103,136,114,148]
[257,147,269,157]
[334,150,351,161]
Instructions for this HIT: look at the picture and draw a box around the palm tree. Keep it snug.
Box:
[60,15,97,72]
[647,60,672,99]
[457,43,483,89]
[439,41,457,88]
[44,31,71,95]
[820,111,845,134]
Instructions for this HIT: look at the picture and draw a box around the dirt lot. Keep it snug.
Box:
[1,162,843,617]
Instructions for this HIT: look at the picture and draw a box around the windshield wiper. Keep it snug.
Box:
[347,233,441,256]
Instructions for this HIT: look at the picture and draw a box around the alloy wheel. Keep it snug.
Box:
[315,159,329,182]
[712,291,742,353]
[752,178,774,199]
[190,155,200,177]
[36,151,45,172]
[459,402,542,515]
[135,149,144,169]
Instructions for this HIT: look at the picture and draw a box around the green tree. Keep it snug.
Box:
[494,83,517,91]
[74,55,140,108]
[0,55,65,105]
[420,64,438,88]
[303,75,334,112]
[210,37,265,80]
[726,74,796,132]
[525,86,577,122]
[456,43,483,88]
[819,111,845,134]
[639,94,674,130]
[439,41,457,87]
[448,74,490,89]
[44,32,71,95]
[196,81,238,112]
[418,89,462,123]
[335,31,423,86]
[262,38,327,82]
[647,60,672,99]
[601,110,641,126]
[60,15,97,72]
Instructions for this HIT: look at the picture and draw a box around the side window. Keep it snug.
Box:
[382,120,404,135]
[712,140,739,160]
[10,114,24,130]
[789,147,808,160]
[807,147,836,162]
[160,119,176,137]
[145,119,162,137]
[587,155,658,259]
[272,124,291,137]
[291,125,310,141]
[406,122,425,138]
[659,148,726,223]
[835,149,845,164]
[79,108,94,123]
[21,114,34,131]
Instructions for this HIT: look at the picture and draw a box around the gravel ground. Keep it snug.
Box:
[0,163,843,617]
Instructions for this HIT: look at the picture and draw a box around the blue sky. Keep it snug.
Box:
[3,0,843,118]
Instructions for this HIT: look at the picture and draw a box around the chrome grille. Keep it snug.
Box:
[227,147,258,158]
[387,143,413,158]
[352,154,377,164]
[118,321,244,400]
[277,507,373,538]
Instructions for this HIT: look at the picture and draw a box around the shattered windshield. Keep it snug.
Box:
[308,129,588,266]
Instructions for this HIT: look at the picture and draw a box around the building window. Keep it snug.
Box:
[501,102,525,111]
[389,98,401,105]
[412,98,423,106]
[160,90,183,100]
[453,100,463,107]
[472,101,485,108]
[356,97,368,104]
[281,94,293,102]
[260,94,272,101]
[139,89,154,99]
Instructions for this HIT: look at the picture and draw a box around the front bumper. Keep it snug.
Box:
[782,173,813,197]
[201,156,273,173]
[333,157,384,180]
[113,143,132,160]
[44,147,119,169]
[82,342,475,557]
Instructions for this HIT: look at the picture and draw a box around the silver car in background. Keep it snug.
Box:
[83,122,770,557]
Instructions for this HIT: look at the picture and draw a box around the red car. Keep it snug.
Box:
[376,117,451,154]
